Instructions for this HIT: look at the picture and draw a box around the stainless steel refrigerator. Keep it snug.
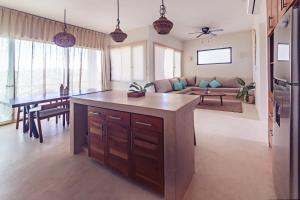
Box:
[273,3,300,199]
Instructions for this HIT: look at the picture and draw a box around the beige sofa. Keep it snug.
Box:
[153,76,242,97]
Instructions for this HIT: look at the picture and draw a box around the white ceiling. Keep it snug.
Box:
[0,0,255,40]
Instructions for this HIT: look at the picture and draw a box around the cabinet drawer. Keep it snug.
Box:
[88,107,107,119]
[106,109,130,127]
[131,114,163,133]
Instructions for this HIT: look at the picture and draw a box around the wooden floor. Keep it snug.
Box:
[0,104,276,200]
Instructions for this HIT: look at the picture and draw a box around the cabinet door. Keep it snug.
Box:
[106,110,131,176]
[131,114,164,193]
[88,116,106,164]
[132,128,164,193]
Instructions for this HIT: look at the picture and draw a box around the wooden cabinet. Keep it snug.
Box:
[131,114,164,192]
[106,110,131,176]
[267,0,278,34]
[88,107,106,164]
[278,0,294,17]
[88,107,164,193]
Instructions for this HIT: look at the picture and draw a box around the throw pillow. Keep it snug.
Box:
[199,80,209,88]
[179,80,186,89]
[209,80,222,88]
[174,82,183,91]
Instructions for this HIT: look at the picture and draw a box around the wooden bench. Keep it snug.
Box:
[32,100,70,143]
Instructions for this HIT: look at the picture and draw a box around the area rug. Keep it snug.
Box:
[197,100,243,113]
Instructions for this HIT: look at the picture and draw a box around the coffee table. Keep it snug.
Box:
[188,91,226,106]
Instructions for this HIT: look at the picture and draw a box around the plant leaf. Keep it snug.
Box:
[129,84,140,91]
[133,82,143,91]
[237,78,246,86]
[144,82,154,89]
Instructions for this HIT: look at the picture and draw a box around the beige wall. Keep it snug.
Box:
[183,30,253,82]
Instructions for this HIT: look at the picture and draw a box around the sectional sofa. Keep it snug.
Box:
[153,76,244,97]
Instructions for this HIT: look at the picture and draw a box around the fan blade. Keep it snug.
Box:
[188,32,203,34]
[196,33,204,38]
[210,28,224,32]
[210,33,217,36]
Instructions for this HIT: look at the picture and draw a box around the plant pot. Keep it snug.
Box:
[127,91,145,98]
[244,95,255,104]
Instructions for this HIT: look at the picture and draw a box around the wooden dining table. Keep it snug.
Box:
[9,90,107,138]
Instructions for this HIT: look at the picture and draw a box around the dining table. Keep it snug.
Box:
[9,89,108,138]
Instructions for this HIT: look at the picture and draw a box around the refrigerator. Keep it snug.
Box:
[273,3,300,199]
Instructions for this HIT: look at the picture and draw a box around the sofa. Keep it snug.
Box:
[153,76,243,97]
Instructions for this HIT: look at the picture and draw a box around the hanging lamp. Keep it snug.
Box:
[110,0,127,42]
[153,0,173,35]
[53,9,76,48]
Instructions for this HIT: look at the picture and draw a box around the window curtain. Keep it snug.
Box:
[154,44,182,80]
[0,37,13,123]
[0,6,111,90]
[110,42,146,82]
[15,40,67,97]
[154,45,166,80]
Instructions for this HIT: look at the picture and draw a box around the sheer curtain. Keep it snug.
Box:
[110,43,145,82]
[69,48,102,93]
[15,40,67,97]
[0,37,13,123]
[154,44,182,80]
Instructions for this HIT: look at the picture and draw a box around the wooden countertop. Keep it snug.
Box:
[71,90,199,112]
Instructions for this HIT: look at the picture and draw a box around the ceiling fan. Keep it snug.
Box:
[189,27,224,38]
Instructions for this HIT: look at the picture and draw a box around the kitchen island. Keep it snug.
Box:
[70,91,199,200]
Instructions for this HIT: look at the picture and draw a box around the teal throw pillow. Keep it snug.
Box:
[209,80,222,88]
[199,80,209,88]
[174,82,183,91]
[179,80,186,89]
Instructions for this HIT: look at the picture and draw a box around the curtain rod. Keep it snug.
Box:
[0,6,107,35]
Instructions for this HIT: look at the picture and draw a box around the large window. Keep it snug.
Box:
[197,47,232,65]
[110,42,146,82]
[154,44,182,80]
[0,36,102,124]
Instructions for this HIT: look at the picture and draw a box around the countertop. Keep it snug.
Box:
[71,90,200,112]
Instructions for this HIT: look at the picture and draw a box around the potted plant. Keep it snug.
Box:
[128,82,154,97]
[236,78,255,103]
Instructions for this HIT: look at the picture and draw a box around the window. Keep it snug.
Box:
[14,40,102,97]
[154,44,182,80]
[0,36,102,124]
[110,42,146,82]
[197,47,232,65]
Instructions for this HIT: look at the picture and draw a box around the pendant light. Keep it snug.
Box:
[110,0,127,42]
[153,0,173,35]
[53,9,76,48]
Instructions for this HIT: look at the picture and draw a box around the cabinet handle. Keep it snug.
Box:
[135,121,152,127]
[109,116,121,120]
[89,112,102,116]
